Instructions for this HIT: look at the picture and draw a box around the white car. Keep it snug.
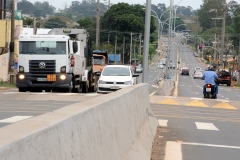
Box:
[193,71,203,79]
[97,65,139,93]
[157,63,164,69]
[194,67,202,73]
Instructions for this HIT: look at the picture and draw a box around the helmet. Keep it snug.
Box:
[207,65,213,71]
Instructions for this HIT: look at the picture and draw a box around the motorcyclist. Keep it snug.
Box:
[202,65,218,98]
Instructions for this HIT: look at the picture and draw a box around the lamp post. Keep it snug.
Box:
[142,0,151,83]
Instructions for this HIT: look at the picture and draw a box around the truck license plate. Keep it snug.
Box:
[37,78,47,81]
[47,74,56,81]
[206,88,211,92]
[110,86,119,89]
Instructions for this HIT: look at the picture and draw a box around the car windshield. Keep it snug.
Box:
[102,67,130,76]
[19,41,67,55]
[94,56,105,65]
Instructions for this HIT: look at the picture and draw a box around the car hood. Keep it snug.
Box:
[99,76,132,82]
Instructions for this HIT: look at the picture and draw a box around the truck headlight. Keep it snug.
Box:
[60,66,66,73]
[19,66,24,72]
[60,75,66,80]
[125,81,132,85]
[19,74,25,79]
[98,80,106,84]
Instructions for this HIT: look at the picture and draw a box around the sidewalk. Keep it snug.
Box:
[0,87,10,90]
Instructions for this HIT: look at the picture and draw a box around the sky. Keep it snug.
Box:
[26,0,240,11]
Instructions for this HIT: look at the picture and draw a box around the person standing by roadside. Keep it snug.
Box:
[14,55,18,74]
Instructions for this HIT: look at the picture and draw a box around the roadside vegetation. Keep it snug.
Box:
[0,79,16,88]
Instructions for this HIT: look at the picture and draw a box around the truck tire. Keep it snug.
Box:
[19,88,26,92]
[72,78,80,93]
[89,76,98,92]
[82,82,88,93]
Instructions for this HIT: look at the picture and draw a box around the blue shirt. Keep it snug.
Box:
[202,70,218,84]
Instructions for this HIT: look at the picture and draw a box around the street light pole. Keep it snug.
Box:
[220,0,226,69]
[142,0,151,83]
[130,32,132,65]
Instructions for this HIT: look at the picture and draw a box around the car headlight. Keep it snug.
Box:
[60,66,66,73]
[60,75,66,80]
[98,80,106,84]
[19,74,25,80]
[19,66,24,72]
[125,81,132,85]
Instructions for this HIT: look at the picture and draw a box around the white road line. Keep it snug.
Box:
[158,120,168,127]
[191,97,202,100]
[57,93,78,96]
[149,90,157,96]
[0,116,33,123]
[3,92,19,94]
[31,92,49,95]
[151,85,158,88]
[195,122,219,131]
[164,96,176,98]
[226,98,229,99]
[164,141,182,160]
[216,99,229,102]
[181,142,240,149]
[85,93,99,96]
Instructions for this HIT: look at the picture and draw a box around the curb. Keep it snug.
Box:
[0,87,10,90]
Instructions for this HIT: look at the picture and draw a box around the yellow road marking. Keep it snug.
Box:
[158,98,180,105]
[212,102,237,110]
[185,100,208,107]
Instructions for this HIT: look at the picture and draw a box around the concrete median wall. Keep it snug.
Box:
[0,83,158,160]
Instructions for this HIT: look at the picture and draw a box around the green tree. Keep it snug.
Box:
[17,0,35,14]
[44,17,67,28]
[34,1,56,17]
[23,17,34,26]
[77,18,93,29]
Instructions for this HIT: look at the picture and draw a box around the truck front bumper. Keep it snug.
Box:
[16,73,72,89]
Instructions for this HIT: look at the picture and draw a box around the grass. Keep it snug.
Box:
[0,79,16,88]
[234,84,240,87]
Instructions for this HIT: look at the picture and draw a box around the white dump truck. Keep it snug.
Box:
[13,28,99,93]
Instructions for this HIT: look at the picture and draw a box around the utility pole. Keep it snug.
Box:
[220,0,226,69]
[0,0,2,19]
[108,32,110,45]
[130,32,132,65]
[165,0,172,78]
[123,36,125,64]
[96,0,100,47]
[4,0,6,19]
[33,18,36,35]
[142,0,151,83]
[139,33,142,56]
[114,34,117,64]
[9,0,15,72]
[238,36,240,84]
[134,43,136,65]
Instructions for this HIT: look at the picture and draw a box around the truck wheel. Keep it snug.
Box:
[19,88,26,92]
[89,76,98,92]
[82,82,89,93]
[72,79,80,93]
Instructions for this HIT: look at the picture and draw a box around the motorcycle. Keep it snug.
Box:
[204,83,216,99]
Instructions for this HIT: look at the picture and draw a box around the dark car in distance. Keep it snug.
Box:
[181,67,190,76]
[215,70,231,86]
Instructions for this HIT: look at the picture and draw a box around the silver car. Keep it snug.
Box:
[135,66,143,73]
[157,63,164,69]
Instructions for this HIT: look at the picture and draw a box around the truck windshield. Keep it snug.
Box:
[94,56,105,65]
[19,41,67,55]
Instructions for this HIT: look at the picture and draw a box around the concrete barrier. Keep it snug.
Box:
[0,83,158,160]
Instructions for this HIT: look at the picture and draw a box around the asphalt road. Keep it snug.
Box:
[150,99,240,160]
[150,36,240,160]
[177,39,240,101]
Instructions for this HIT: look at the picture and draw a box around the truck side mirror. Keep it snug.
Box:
[10,42,14,52]
[73,42,78,53]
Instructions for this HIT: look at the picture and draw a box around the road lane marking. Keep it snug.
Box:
[159,98,180,105]
[164,141,182,160]
[0,116,33,123]
[191,97,202,100]
[57,93,78,96]
[158,119,168,127]
[212,102,237,110]
[185,100,208,107]
[3,92,19,94]
[216,99,229,102]
[195,122,219,131]
[181,142,240,149]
